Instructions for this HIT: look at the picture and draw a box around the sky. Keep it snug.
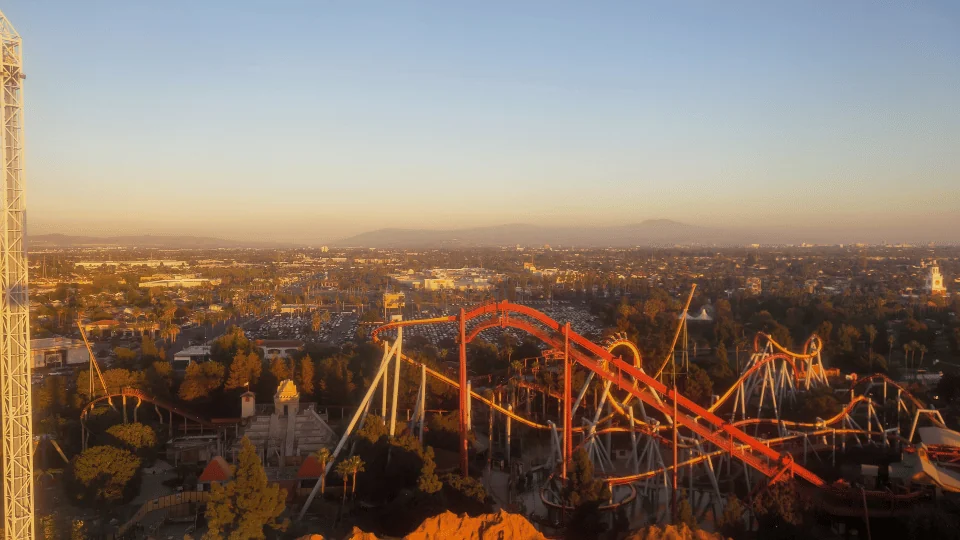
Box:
[6,1,960,244]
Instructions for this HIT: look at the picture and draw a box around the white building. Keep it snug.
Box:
[173,345,212,372]
[140,276,220,288]
[257,340,303,360]
[31,337,87,369]
[75,260,187,269]
[926,262,947,295]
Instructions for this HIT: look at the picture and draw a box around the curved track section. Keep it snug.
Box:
[80,388,217,429]
[373,301,826,487]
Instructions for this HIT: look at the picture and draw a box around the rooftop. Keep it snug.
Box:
[198,456,232,483]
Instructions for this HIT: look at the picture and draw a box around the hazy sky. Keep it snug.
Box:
[7,1,960,244]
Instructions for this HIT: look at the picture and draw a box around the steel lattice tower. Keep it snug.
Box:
[0,9,32,540]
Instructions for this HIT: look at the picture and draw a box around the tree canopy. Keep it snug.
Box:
[69,445,141,506]
[179,361,225,401]
[204,437,288,540]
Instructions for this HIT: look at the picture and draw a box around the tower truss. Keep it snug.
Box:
[0,9,32,540]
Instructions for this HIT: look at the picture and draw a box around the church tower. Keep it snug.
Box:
[926,261,946,295]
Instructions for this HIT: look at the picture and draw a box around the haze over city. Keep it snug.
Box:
[8,3,960,539]
[9,0,960,244]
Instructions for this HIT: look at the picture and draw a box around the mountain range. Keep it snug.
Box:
[29,234,300,249]
[333,220,734,248]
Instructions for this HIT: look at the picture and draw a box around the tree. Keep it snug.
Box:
[715,495,746,537]
[35,375,68,416]
[312,448,332,496]
[141,335,161,362]
[204,437,288,540]
[416,445,442,495]
[211,325,253,364]
[674,495,697,530]
[114,347,137,369]
[179,361,225,401]
[683,364,713,406]
[752,479,813,539]
[343,455,365,499]
[297,355,315,395]
[269,355,291,382]
[145,360,174,398]
[335,460,351,503]
[77,368,142,400]
[225,351,262,390]
[563,448,609,508]
[69,446,141,506]
[865,325,878,371]
[106,423,157,452]
[918,344,928,369]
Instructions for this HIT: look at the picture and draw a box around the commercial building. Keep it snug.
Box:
[173,345,212,372]
[30,337,87,369]
[75,260,187,269]
[257,340,304,360]
[140,276,220,288]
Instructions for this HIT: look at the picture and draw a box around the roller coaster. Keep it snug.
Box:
[295,298,956,523]
[76,297,955,528]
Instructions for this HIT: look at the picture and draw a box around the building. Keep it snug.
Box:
[746,277,762,295]
[926,262,947,295]
[197,456,233,491]
[139,276,220,289]
[75,259,187,269]
[173,345,212,372]
[30,337,87,369]
[257,340,304,360]
[279,304,322,314]
[235,380,337,466]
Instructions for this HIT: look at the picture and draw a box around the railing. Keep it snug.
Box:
[114,490,209,538]
[254,402,318,416]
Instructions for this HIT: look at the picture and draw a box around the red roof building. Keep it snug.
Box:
[198,456,233,484]
[297,455,325,479]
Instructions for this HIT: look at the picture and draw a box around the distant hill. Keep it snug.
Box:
[334,220,738,248]
[29,234,300,249]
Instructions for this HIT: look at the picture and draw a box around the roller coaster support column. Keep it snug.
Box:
[488,393,495,471]
[418,363,426,445]
[459,308,469,476]
[628,406,638,475]
[562,322,572,481]
[505,404,512,466]
[389,321,402,437]
[299,338,397,520]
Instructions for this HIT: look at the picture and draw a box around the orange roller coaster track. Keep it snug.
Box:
[372,300,827,488]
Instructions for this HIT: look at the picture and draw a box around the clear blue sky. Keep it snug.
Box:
[7,1,959,243]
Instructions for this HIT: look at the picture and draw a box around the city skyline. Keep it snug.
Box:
[8,1,960,243]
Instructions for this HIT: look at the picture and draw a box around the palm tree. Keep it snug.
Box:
[910,341,920,368]
[903,343,911,370]
[888,334,895,364]
[918,345,928,369]
[864,325,877,372]
[343,455,365,499]
[335,460,350,503]
[312,448,332,496]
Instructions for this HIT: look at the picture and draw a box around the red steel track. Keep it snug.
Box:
[372,301,826,487]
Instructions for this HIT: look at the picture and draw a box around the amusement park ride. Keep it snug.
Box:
[76,295,960,528]
[293,297,960,522]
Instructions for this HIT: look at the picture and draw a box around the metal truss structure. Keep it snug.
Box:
[0,9,31,540]
[293,300,947,525]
